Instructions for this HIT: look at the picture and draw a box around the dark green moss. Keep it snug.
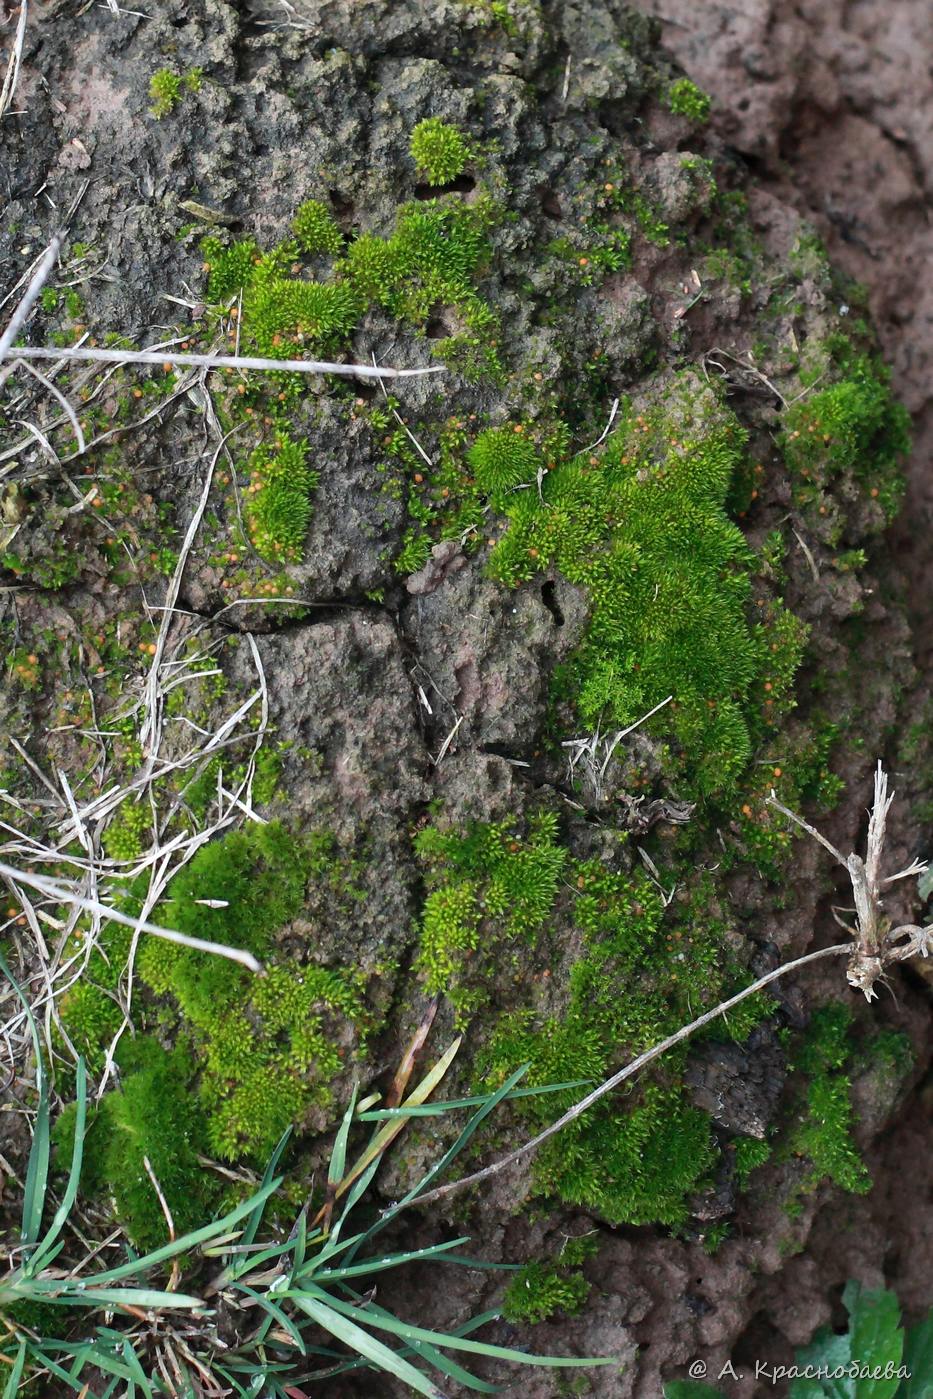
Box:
[784,1005,870,1197]
[781,338,910,524]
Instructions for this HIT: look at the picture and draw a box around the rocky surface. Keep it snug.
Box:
[0,2,930,1396]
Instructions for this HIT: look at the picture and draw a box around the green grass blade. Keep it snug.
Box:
[1,1340,26,1399]
[88,1176,281,1283]
[242,1127,291,1249]
[329,1086,358,1190]
[361,1300,501,1393]
[315,1292,613,1368]
[309,1236,471,1283]
[31,1057,87,1270]
[0,950,50,1247]
[237,1282,307,1353]
[356,1080,591,1120]
[290,1293,447,1398]
[120,1339,155,1397]
[24,1282,204,1309]
[377,1066,529,1235]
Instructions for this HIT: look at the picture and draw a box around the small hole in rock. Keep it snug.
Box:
[426,317,450,340]
[414,174,476,199]
[540,187,563,220]
[540,580,564,626]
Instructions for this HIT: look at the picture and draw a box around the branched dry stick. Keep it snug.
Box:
[767,762,931,1000]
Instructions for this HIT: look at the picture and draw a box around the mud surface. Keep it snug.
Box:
[0,2,931,1397]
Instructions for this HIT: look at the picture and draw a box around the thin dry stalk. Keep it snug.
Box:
[0,0,28,120]
[4,343,444,380]
[407,942,850,1212]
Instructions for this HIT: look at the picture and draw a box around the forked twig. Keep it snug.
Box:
[768,762,932,999]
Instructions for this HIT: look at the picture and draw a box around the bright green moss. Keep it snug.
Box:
[137,822,366,1160]
[202,190,500,384]
[293,198,343,256]
[52,1038,215,1251]
[467,425,540,507]
[416,815,766,1225]
[667,77,712,123]
[781,339,910,523]
[503,1240,596,1325]
[203,237,260,301]
[243,430,319,561]
[409,117,470,185]
[203,963,365,1158]
[415,811,566,1021]
[342,199,499,372]
[149,68,181,118]
[484,378,803,797]
[58,924,133,1071]
[103,801,148,863]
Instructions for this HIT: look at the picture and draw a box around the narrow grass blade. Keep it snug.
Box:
[25,1283,204,1309]
[241,1127,291,1249]
[238,1284,307,1354]
[356,1080,591,1120]
[88,1176,281,1283]
[329,1037,462,1215]
[383,1066,529,1227]
[1,951,50,1247]
[290,1294,447,1398]
[315,1291,613,1368]
[308,1236,471,1284]
[120,1338,155,1397]
[31,1058,87,1269]
[1,1340,26,1399]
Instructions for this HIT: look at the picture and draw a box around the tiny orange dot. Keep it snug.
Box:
[741,804,752,816]
[773,767,782,777]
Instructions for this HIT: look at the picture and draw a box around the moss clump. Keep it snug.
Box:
[785,1005,870,1197]
[103,801,149,863]
[415,810,566,1021]
[467,425,540,506]
[243,430,319,561]
[149,67,200,119]
[343,199,499,374]
[202,188,501,387]
[781,338,910,523]
[667,77,712,122]
[415,812,766,1226]
[52,1038,214,1252]
[485,378,804,797]
[201,235,362,367]
[149,68,181,118]
[409,117,470,185]
[503,1236,597,1325]
[292,198,343,256]
[733,1135,771,1186]
[137,822,366,1158]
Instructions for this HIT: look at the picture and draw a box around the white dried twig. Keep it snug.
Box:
[768,761,932,999]
[0,862,263,972]
[0,0,28,121]
[2,343,444,380]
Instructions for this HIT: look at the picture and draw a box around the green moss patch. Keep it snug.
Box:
[480,377,806,797]
[136,823,367,1159]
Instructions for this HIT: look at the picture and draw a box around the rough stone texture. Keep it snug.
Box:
[0,2,931,1396]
